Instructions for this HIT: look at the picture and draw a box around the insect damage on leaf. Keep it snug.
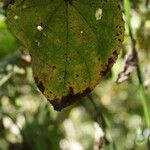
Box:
[95,8,103,21]
[6,0,124,111]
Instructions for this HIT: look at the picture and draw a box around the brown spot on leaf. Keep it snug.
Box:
[98,57,101,61]
[69,87,74,94]
[64,0,73,5]
[117,4,121,10]
[38,81,45,93]
[113,50,118,56]
[116,33,119,36]
[100,50,119,76]
[52,66,56,69]
[118,39,122,42]
[108,58,115,68]
[9,0,15,5]
[34,76,39,84]
[76,74,79,78]
[100,70,107,76]
[34,76,45,93]
[49,87,91,111]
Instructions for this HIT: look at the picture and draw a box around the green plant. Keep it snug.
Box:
[6,0,124,111]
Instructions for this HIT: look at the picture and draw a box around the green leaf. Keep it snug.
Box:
[6,0,124,111]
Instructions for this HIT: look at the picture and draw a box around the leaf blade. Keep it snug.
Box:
[7,0,124,110]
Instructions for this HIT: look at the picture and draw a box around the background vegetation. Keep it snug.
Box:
[0,0,150,149]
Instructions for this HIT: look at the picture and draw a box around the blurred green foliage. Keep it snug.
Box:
[0,14,18,60]
[0,1,150,150]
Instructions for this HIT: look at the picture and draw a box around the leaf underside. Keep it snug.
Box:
[7,0,124,111]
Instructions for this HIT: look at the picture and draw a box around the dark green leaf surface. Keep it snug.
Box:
[6,0,124,110]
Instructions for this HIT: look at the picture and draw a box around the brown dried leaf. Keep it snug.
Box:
[117,49,138,83]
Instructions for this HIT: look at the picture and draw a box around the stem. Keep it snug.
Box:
[87,94,104,128]
[124,0,150,127]
[137,66,150,127]
[87,94,117,150]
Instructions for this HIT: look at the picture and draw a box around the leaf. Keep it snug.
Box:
[6,0,124,111]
